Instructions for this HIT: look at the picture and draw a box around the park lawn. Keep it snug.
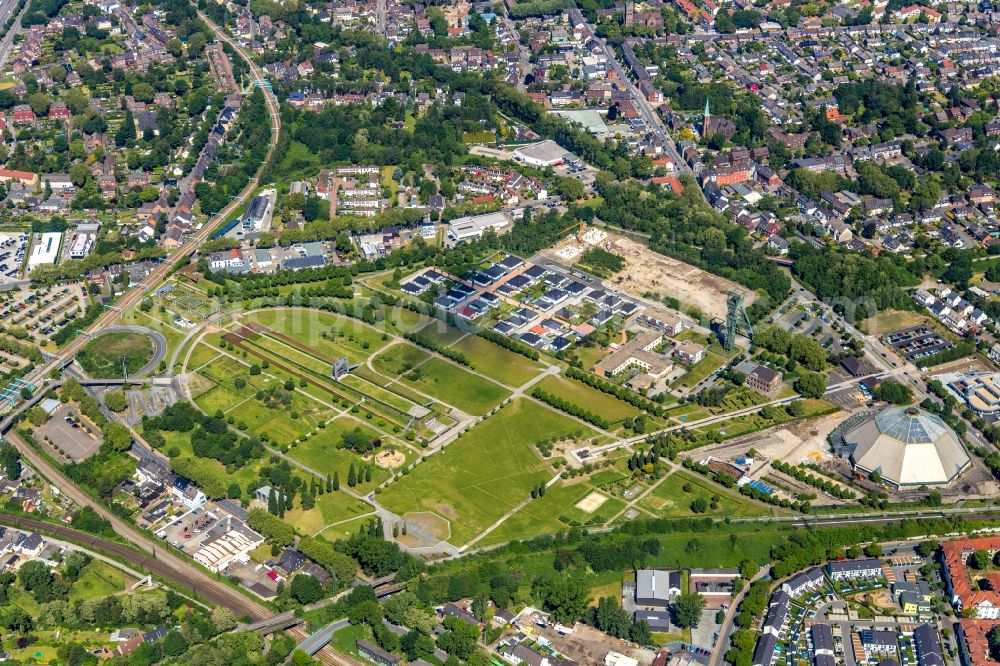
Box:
[415,322,468,346]
[248,308,390,363]
[194,381,253,415]
[377,399,593,547]
[320,515,376,542]
[480,483,624,546]
[69,561,129,601]
[401,357,510,416]
[372,343,430,377]
[641,471,772,519]
[77,331,155,378]
[449,335,546,387]
[384,306,432,332]
[286,417,392,491]
[285,493,374,536]
[186,340,223,371]
[535,375,640,424]
[249,388,334,445]
[340,374,421,415]
[119,306,187,362]
[249,333,333,376]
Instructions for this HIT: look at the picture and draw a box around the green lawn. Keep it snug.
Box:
[286,417,394,492]
[284,492,375,536]
[640,471,773,519]
[449,334,546,387]
[480,482,626,546]
[377,399,596,546]
[372,343,430,376]
[69,561,129,601]
[320,515,377,542]
[401,357,510,416]
[535,374,640,424]
[77,332,155,378]
[248,308,390,364]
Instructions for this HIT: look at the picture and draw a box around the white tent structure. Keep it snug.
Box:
[844,406,970,488]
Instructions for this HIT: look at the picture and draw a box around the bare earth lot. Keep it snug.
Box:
[544,232,752,319]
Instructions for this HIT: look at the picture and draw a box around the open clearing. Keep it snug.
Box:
[401,357,510,416]
[377,399,596,546]
[77,332,154,378]
[448,334,546,387]
[640,471,772,519]
[535,374,639,424]
[543,231,751,319]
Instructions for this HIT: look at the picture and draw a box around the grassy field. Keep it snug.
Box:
[248,309,391,364]
[449,334,546,387]
[320,515,376,542]
[480,482,627,546]
[401,357,510,416]
[378,399,594,546]
[372,343,429,376]
[535,374,640,424]
[861,309,958,342]
[68,561,129,601]
[284,492,375,536]
[286,417,395,492]
[640,471,773,519]
[77,332,154,378]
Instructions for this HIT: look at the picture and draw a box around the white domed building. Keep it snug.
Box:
[842,406,971,489]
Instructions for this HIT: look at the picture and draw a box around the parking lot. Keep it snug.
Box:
[35,404,102,462]
[881,325,953,362]
[0,232,27,283]
[156,504,225,555]
[0,284,86,343]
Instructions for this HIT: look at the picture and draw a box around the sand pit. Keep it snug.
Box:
[396,511,451,548]
[575,491,608,514]
[545,232,752,320]
[374,449,406,469]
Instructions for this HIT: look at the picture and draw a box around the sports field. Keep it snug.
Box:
[378,399,596,546]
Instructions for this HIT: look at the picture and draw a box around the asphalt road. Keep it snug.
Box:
[0,0,27,68]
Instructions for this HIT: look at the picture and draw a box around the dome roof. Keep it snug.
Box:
[844,406,970,488]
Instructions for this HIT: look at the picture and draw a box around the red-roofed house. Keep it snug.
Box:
[48,101,71,120]
[944,537,1000,618]
[11,105,35,125]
